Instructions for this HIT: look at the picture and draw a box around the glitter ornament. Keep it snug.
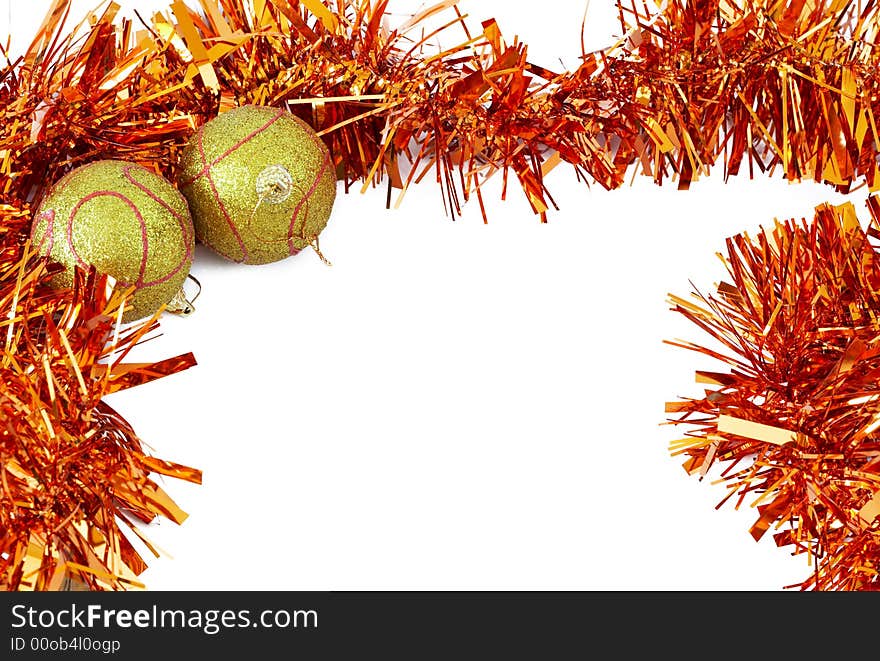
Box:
[178,105,337,265]
[30,160,195,322]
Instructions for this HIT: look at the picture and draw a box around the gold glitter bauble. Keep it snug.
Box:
[178,105,337,265]
[30,160,195,322]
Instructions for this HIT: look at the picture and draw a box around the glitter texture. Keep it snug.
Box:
[30,161,195,322]
[178,105,336,264]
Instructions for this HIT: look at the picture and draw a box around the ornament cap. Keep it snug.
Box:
[255,164,294,204]
[165,275,201,316]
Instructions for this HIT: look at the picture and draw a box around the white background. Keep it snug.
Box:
[3,1,873,590]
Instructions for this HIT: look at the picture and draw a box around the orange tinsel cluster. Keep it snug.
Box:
[0,3,203,591]
[4,1,880,221]
[0,251,199,590]
[667,197,880,591]
[200,1,880,216]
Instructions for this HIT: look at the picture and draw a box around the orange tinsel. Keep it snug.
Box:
[0,3,203,591]
[0,250,199,590]
[667,198,880,591]
[5,1,880,221]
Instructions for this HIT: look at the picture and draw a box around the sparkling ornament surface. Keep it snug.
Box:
[30,160,195,322]
[178,105,336,264]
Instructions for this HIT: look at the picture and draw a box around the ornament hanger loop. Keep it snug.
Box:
[166,274,202,316]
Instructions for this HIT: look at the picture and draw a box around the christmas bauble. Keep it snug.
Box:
[177,105,336,265]
[30,160,195,322]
